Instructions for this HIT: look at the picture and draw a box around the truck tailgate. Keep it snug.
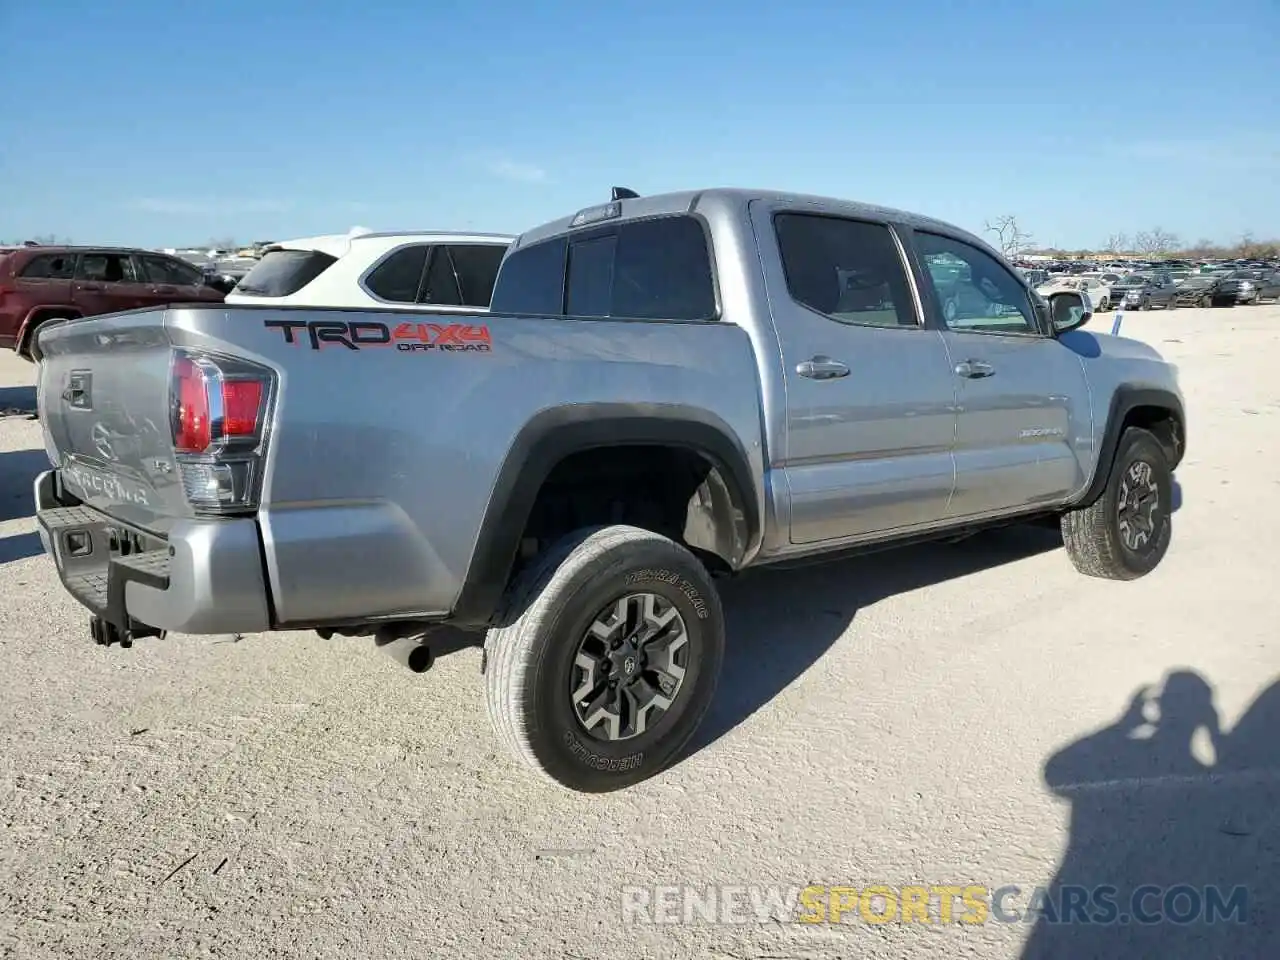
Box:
[36,308,194,532]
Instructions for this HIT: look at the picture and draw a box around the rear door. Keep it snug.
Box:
[909,230,1090,519]
[752,204,958,544]
[72,252,153,315]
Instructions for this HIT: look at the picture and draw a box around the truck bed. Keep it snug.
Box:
[34,304,766,632]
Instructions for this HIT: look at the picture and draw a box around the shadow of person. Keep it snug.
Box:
[1022,671,1280,959]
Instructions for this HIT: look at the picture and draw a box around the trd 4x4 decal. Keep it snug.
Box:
[264,319,492,352]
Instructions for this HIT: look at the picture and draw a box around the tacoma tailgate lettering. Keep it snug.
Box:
[264,319,491,353]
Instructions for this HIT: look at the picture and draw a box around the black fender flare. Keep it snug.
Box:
[1077,386,1185,507]
[450,404,760,626]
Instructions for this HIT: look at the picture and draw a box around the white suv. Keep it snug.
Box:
[226,229,514,311]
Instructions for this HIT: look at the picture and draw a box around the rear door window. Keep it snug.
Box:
[774,214,919,327]
[77,252,139,283]
[19,253,77,280]
[446,243,508,307]
[364,244,430,303]
[234,249,338,297]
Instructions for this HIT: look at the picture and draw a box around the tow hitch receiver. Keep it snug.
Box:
[88,614,164,649]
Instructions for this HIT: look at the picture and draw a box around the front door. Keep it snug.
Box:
[911,230,1090,519]
[753,204,958,545]
[137,254,209,305]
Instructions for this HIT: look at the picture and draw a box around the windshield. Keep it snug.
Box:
[233,249,337,297]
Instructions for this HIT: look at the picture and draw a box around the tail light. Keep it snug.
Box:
[170,350,273,513]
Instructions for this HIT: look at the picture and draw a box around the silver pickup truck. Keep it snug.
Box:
[32,187,1185,792]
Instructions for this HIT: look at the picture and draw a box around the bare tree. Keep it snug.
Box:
[1104,233,1130,254]
[1133,227,1180,257]
[984,215,1034,259]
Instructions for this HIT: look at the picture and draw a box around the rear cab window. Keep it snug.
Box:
[234,249,337,297]
[490,215,716,320]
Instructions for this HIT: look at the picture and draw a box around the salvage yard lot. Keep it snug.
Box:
[2,308,1278,959]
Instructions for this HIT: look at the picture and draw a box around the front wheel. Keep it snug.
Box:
[1061,427,1173,580]
[1098,297,1111,312]
[484,525,725,792]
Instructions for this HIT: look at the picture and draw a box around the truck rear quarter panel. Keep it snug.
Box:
[164,306,766,626]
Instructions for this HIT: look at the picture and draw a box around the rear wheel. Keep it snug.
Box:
[1062,428,1172,580]
[484,525,724,792]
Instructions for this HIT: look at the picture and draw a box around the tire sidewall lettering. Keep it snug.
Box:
[530,547,722,784]
[623,567,710,620]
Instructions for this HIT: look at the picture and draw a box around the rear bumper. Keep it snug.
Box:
[34,469,271,635]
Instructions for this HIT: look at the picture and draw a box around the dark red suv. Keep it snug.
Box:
[0,246,226,360]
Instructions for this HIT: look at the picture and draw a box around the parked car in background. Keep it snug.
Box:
[0,246,226,360]
[226,230,514,310]
[1110,273,1178,310]
[1037,275,1113,311]
[1220,268,1279,303]
[1250,270,1280,302]
[1172,275,1237,308]
[1202,270,1259,305]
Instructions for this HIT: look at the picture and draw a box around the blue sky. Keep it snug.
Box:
[3,0,1277,249]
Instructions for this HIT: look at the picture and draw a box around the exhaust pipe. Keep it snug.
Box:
[374,626,434,673]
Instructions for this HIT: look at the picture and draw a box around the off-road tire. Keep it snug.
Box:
[484,525,724,792]
[1062,427,1172,580]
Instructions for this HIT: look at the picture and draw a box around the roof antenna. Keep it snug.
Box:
[611,187,640,201]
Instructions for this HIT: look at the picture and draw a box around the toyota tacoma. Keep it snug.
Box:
[32,187,1185,791]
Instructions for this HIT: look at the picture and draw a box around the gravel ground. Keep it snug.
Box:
[1,306,1278,959]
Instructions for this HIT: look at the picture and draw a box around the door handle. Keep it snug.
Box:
[79,284,103,292]
[955,359,995,379]
[153,285,177,295]
[796,356,850,380]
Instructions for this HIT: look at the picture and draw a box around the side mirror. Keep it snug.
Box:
[1049,291,1091,334]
